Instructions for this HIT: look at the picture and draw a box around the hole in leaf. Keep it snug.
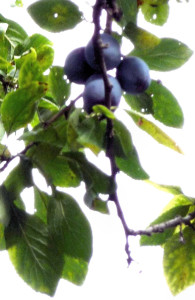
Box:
[152,14,157,20]
[54,13,58,19]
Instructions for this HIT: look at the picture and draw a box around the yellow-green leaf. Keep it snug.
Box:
[127,110,183,154]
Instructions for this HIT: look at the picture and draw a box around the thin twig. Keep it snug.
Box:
[43,94,82,128]
[127,210,195,236]
[0,142,37,172]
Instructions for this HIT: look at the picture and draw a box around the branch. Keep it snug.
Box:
[0,142,37,172]
[127,210,195,236]
[43,94,82,128]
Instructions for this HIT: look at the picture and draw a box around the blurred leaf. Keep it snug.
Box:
[147,80,184,127]
[124,92,153,114]
[124,22,160,50]
[117,0,138,26]
[93,105,115,119]
[115,148,149,180]
[0,223,5,250]
[5,207,63,296]
[28,0,83,33]
[34,187,50,224]
[0,144,11,160]
[141,2,169,26]
[48,66,70,106]
[0,14,27,48]
[131,38,193,71]
[127,110,183,153]
[0,185,11,227]
[1,81,48,134]
[37,45,54,71]
[62,256,88,286]
[48,191,92,262]
[23,33,53,51]
[84,189,109,214]
[18,49,44,87]
[30,143,82,187]
[146,180,184,195]
[113,119,133,157]
[140,195,192,246]
[163,224,195,295]
[4,157,33,201]
[63,152,116,195]
[21,119,67,147]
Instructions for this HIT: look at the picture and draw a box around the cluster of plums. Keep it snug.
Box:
[64,33,151,113]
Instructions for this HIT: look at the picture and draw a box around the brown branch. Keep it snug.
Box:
[127,210,195,236]
[43,94,82,128]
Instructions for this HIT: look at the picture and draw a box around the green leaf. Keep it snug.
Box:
[141,2,169,26]
[163,225,195,295]
[4,157,33,201]
[0,144,11,160]
[131,38,193,71]
[76,116,107,154]
[67,109,107,154]
[24,33,53,51]
[36,45,54,71]
[34,187,49,224]
[124,92,153,114]
[84,189,109,214]
[48,191,92,262]
[48,66,70,106]
[0,223,6,250]
[62,256,88,286]
[146,180,184,195]
[63,152,116,195]
[147,80,184,127]
[18,49,44,87]
[0,14,27,48]
[92,105,115,119]
[115,148,149,180]
[113,119,133,157]
[0,29,12,62]
[124,22,160,50]
[127,110,183,153]
[1,81,48,134]
[29,143,82,188]
[0,185,11,227]
[140,195,192,246]
[117,0,138,26]
[28,0,83,33]
[5,207,63,296]
[21,119,67,147]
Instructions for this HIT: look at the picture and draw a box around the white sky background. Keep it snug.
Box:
[0,0,195,299]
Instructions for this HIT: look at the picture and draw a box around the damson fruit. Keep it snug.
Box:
[85,33,121,71]
[64,47,94,84]
[116,56,151,95]
[83,74,122,113]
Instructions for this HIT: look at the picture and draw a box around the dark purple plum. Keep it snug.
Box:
[83,74,122,113]
[85,33,121,71]
[116,56,151,94]
[64,47,94,84]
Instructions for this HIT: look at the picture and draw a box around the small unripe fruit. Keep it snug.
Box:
[83,74,122,113]
[64,47,94,84]
[116,56,151,94]
[85,33,121,71]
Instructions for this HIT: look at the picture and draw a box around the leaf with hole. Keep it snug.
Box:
[28,0,83,32]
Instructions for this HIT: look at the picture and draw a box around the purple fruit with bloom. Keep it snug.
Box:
[83,74,122,113]
[116,56,151,94]
[85,33,121,71]
[64,47,94,84]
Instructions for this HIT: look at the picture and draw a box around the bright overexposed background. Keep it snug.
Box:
[0,0,195,299]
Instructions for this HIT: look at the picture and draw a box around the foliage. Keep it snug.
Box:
[0,0,194,297]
